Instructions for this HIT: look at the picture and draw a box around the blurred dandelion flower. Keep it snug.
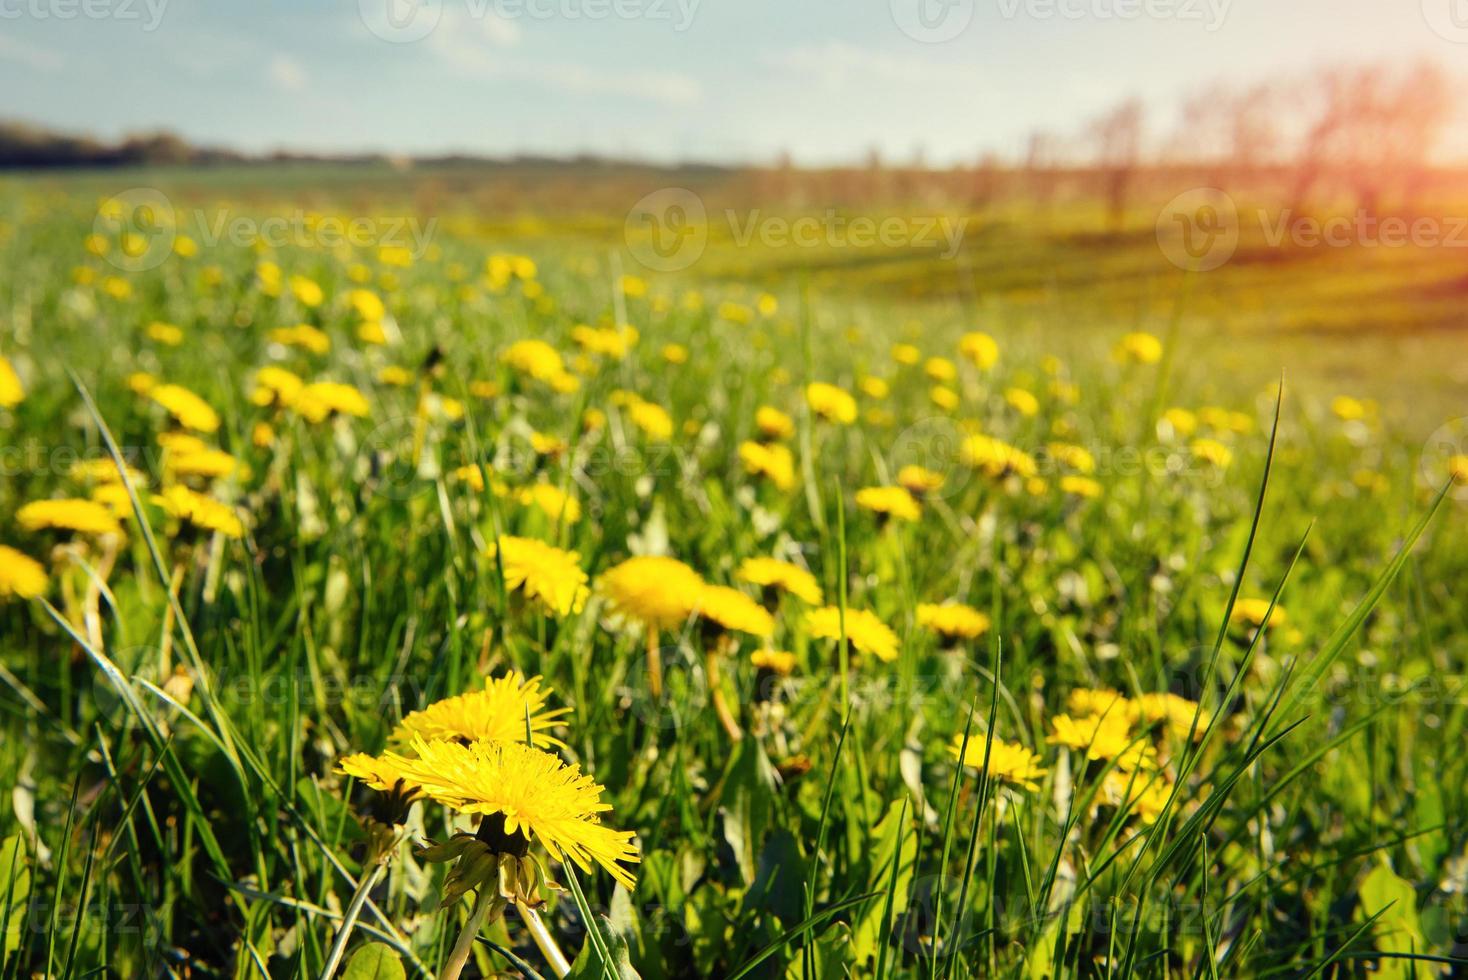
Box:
[1114,331,1163,365]
[855,486,921,522]
[18,499,123,537]
[694,584,774,638]
[0,545,47,599]
[150,383,221,433]
[488,536,590,617]
[754,405,795,441]
[739,441,796,491]
[736,557,822,605]
[958,332,999,370]
[806,382,857,425]
[917,602,991,640]
[948,734,1047,791]
[154,485,245,539]
[805,606,900,662]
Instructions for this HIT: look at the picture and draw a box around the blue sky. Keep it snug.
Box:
[1,0,1463,164]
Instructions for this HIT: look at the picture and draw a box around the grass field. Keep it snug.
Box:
[1,168,1466,978]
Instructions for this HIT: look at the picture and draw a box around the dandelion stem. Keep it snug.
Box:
[440,888,503,980]
[317,858,388,980]
[706,645,743,742]
[516,901,572,978]
[646,628,663,700]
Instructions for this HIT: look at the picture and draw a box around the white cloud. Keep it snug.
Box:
[268,55,309,92]
[425,9,699,106]
[0,35,64,73]
[763,40,982,92]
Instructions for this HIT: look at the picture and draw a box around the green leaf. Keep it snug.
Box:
[1,834,31,966]
[851,800,916,965]
[720,738,778,885]
[1355,862,1425,980]
[568,917,641,979]
[341,941,406,980]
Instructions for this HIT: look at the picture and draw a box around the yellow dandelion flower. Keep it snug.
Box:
[501,339,566,383]
[157,432,210,456]
[358,321,388,345]
[916,602,991,640]
[166,448,240,480]
[1114,331,1163,365]
[252,422,275,448]
[347,288,385,321]
[0,545,47,599]
[806,382,857,424]
[948,733,1048,791]
[924,357,957,383]
[1048,713,1153,769]
[598,556,704,630]
[392,671,569,749]
[518,483,580,523]
[1161,407,1198,437]
[930,385,959,411]
[1101,770,1171,824]
[958,332,999,370]
[1066,688,1128,718]
[154,485,245,539]
[150,383,221,433]
[469,380,501,400]
[736,557,823,605]
[249,366,305,407]
[897,465,945,496]
[1450,455,1468,483]
[1231,598,1284,629]
[755,405,795,441]
[859,376,890,400]
[1045,442,1096,473]
[270,324,331,354]
[350,738,639,889]
[1005,387,1040,417]
[0,356,24,408]
[961,434,1037,479]
[751,649,797,676]
[288,275,324,308]
[377,366,412,387]
[805,606,900,663]
[891,343,921,366]
[739,441,796,491]
[296,381,370,422]
[18,499,123,536]
[1191,438,1233,469]
[1129,692,1206,741]
[1060,475,1103,499]
[146,321,184,346]
[488,536,590,617]
[662,343,689,365]
[127,372,157,396]
[855,486,921,522]
[69,458,143,486]
[694,584,774,637]
[627,400,673,440]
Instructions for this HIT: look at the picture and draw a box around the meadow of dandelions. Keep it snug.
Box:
[0,189,1465,978]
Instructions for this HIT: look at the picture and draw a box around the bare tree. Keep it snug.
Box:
[1089,99,1144,232]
